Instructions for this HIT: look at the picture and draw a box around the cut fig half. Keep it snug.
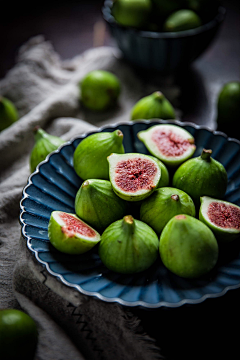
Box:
[199,196,240,242]
[108,153,161,201]
[48,211,101,254]
[137,124,196,167]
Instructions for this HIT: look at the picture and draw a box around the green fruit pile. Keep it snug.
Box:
[110,0,214,33]
[48,123,240,279]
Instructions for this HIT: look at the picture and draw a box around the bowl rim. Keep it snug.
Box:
[102,0,226,39]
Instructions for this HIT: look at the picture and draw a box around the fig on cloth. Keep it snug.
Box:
[108,152,161,201]
[159,214,219,278]
[75,179,128,233]
[172,148,228,207]
[137,124,196,167]
[99,215,159,274]
[0,96,18,132]
[29,126,65,173]
[140,187,196,235]
[80,70,121,111]
[73,129,125,180]
[163,9,202,32]
[130,91,175,121]
[199,196,240,242]
[48,211,101,254]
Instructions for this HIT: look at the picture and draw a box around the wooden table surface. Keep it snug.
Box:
[1,1,240,359]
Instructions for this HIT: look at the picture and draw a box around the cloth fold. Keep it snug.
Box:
[0,35,181,359]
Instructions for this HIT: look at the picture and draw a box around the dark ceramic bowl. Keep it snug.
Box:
[102,1,226,73]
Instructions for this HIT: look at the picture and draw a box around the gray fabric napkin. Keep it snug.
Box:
[0,35,180,359]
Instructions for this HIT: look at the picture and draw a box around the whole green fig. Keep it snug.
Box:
[30,126,65,173]
[131,91,175,121]
[0,96,18,131]
[112,0,152,28]
[163,9,202,32]
[159,214,219,278]
[75,179,128,233]
[172,148,228,207]
[99,215,159,274]
[73,129,125,180]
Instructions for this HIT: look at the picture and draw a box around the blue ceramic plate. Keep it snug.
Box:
[20,120,240,308]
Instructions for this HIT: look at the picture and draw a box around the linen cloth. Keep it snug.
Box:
[0,36,181,360]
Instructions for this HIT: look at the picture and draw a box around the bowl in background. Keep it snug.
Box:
[102,0,226,74]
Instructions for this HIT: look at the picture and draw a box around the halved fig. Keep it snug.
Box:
[48,211,101,254]
[199,196,240,242]
[108,153,161,201]
[137,124,196,167]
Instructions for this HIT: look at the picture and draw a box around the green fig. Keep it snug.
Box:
[73,129,125,180]
[152,0,185,19]
[99,215,159,274]
[149,156,169,187]
[108,152,161,201]
[131,91,176,121]
[163,9,202,32]
[137,124,196,167]
[111,0,152,29]
[30,126,65,173]
[0,309,38,360]
[75,179,128,233]
[159,214,219,278]
[140,187,196,235]
[172,148,228,208]
[0,96,18,132]
[48,211,101,254]
[199,196,240,243]
[80,70,121,111]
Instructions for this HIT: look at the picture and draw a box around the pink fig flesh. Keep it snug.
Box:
[59,212,96,238]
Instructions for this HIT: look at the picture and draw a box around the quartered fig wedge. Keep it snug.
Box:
[75,179,128,233]
[140,187,196,235]
[199,196,240,242]
[108,152,161,201]
[99,215,159,274]
[48,211,101,254]
[159,214,219,278]
[73,129,125,180]
[137,124,196,167]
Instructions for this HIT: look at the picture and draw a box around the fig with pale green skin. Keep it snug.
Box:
[80,70,121,111]
[73,129,125,180]
[149,156,169,188]
[137,124,196,167]
[48,211,101,254]
[75,179,128,233]
[131,91,176,121]
[163,9,202,32]
[0,96,18,131]
[111,0,152,29]
[30,126,65,173]
[172,148,228,208]
[199,196,240,242]
[159,214,219,278]
[108,152,161,201]
[99,215,159,274]
[140,187,196,235]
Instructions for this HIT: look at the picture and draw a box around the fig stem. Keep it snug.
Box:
[33,126,45,141]
[153,91,164,101]
[171,194,179,201]
[201,149,212,161]
[122,215,135,234]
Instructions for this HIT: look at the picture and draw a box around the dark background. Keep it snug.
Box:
[1,1,240,360]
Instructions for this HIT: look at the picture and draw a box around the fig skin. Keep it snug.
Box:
[30,126,65,173]
[137,124,196,167]
[80,70,121,111]
[108,152,161,201]
[140,187,196,235]
[163,9,202,32]
[199,196,240,243]
[159,214,219,279]
[48,211,101,255]
[75,179,128,233]
[172,148,228,208]
[99,215,159,274]
[73,129,125,180]
[0,96,18,131]
[131,91,175,121]
[112,0,152,29]
[149,156,169,188]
